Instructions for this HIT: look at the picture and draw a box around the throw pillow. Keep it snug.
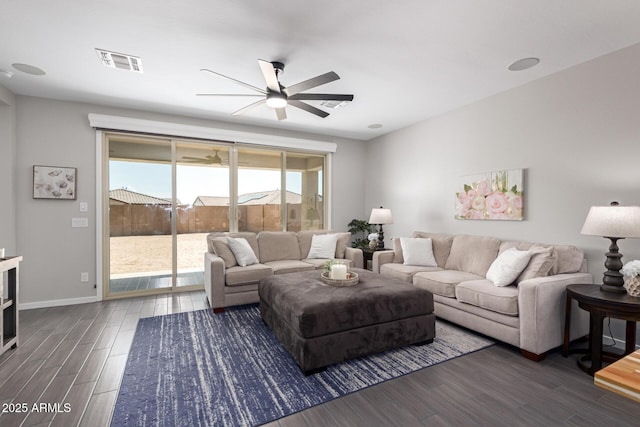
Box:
[307,233,340,259]
[210,237,238,268]
[516,245,555,283]
[486,248,532,286]
[400,237,437,267]
[227,237,259,267]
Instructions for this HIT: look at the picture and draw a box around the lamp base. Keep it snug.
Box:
[376,225,385,251]
[600,237,626,293]
[600,284,627,293]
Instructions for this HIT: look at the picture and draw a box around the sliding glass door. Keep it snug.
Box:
[103,132,328,299]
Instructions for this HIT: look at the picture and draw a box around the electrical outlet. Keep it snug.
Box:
[79,202,88,212]
[81,272,89,282]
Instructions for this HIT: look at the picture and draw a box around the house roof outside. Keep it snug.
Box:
[109,188,176,205]
[194,190,303,206]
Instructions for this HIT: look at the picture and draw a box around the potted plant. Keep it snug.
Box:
[347,219,373,249]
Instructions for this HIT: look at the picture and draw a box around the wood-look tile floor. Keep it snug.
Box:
[1,291,639,426]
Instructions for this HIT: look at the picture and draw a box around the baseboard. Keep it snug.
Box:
[19,296,98,310]
[603,333,640,351]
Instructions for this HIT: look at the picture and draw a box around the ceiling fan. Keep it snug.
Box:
[181,150,223,165]
[197,59,354,120]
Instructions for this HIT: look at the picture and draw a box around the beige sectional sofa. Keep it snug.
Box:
[205,230,363,312]
[373,231,593,360]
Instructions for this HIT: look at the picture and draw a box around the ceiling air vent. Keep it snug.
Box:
[95,49,143,73]
[320,100,349,109]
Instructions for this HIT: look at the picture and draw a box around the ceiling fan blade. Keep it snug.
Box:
[181,156,207,161]
[201,68,267,94]
[288,93,354,102]
[232,99,267,116]
[196,93,263,97]
[258,60,281,93]
[288,100,329,118]
[284,71,340,96]
[275,107,287,121]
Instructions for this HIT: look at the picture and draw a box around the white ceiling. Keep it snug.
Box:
[2,1,640,141]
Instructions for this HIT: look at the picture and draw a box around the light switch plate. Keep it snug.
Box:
[81,272,89,282]
[71,218,89,228]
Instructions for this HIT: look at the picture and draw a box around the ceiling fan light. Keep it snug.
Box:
[266,93,287,108]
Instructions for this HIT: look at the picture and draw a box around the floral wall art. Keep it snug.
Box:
[33,165,77,200]
[455,169,524,220]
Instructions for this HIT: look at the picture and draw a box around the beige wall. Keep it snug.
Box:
[366,42,640,344]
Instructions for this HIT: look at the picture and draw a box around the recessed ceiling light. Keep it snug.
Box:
[12,63,46,76]
[368,124,383,129]
[508,57,540,71]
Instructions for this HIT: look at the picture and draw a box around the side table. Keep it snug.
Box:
[362,247,389,271]
[563,284,640,375]
[0,256,21,356]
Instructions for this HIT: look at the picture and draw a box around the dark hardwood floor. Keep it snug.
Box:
[1,291,639,426]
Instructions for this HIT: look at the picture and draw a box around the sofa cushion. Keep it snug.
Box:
[307,233,340,259]
[264,260,315,275]
[413,270,484,297]
[209,237,238,268]
[410,232,455,268]
[225,263,273,286]
[227,237,259,267]
[258,231,301,262]
[550,245,584,274]
[380,263,441,283]
[400,237,437,267]
[485,248,532,286]
[455,279,519,316]
[302,258,352,269]
[444,234,501,276]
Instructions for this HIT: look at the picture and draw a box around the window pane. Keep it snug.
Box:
[176,143,230,287]
[286,152,324,231]
[108,137,172,294]
[237,148,282,232]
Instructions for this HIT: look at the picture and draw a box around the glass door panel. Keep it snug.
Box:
[176,143,230,287]
[108,137,173,295]
[237,149,283,232]
[286,153,324,231]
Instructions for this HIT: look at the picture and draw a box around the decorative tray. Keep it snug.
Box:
[320,271,359,287]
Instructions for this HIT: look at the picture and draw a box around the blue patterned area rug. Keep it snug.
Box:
[111,305,493,426]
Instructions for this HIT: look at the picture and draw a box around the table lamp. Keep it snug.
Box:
[369,207,393,250]
[580,201,640,293]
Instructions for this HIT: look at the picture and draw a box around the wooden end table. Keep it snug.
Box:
[563,284,640,376]
[362,247,390,271]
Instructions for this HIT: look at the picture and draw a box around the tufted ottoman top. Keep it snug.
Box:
[259,268,433,339]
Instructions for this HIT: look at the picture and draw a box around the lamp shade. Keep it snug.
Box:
[581,205,640,238]
[369,208,393,225]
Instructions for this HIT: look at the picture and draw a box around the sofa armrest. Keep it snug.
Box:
[518,272,593,355]
[204,252,227,310]
[345,247,364,269]
[372,250,395,274]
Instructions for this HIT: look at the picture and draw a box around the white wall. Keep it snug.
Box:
[14,96,366,307]
[0,84,16,257]
[366,42,640,344]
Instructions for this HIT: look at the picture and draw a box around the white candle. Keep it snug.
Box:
[330,264,347,280]
[0,248,4,258]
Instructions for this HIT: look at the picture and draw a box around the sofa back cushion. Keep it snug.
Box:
[258,231,301,262]
[409,232,455,268]
[444,234,501,276]
[550,244,584,274]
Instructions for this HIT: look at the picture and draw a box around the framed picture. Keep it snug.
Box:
[454,168,524,220]
[33,165,77,200]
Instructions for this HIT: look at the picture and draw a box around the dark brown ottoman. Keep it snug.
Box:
[259,268,435,374]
